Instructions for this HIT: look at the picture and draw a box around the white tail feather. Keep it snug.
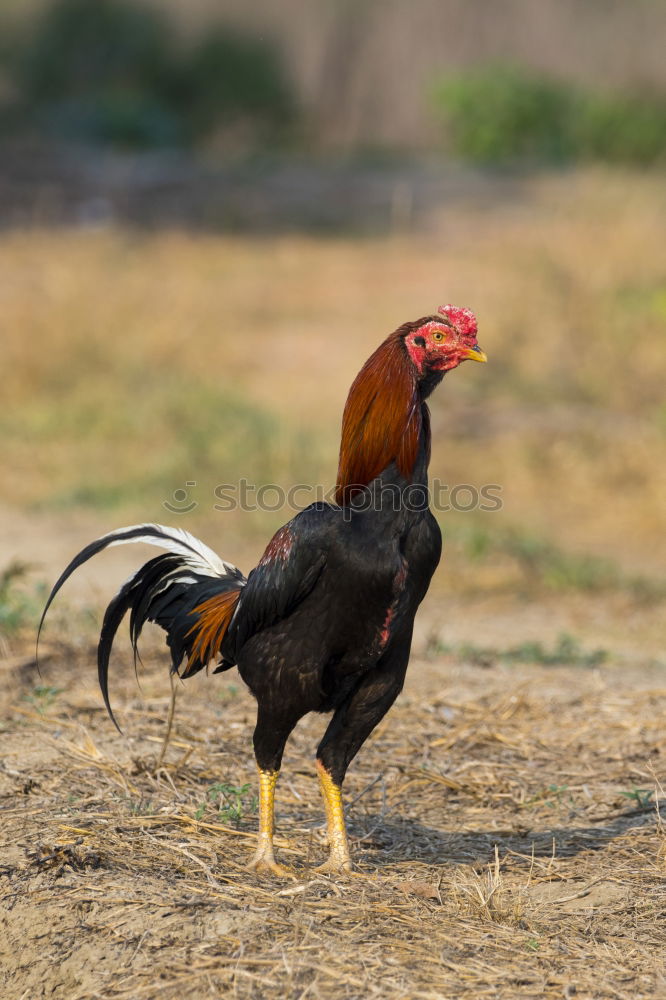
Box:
[98,523,239,579]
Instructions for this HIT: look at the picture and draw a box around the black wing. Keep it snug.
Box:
[222,504,333,660]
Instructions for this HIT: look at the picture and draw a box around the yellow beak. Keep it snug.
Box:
[463,345,488,363]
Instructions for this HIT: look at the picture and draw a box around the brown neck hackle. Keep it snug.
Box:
[336,327,424,506]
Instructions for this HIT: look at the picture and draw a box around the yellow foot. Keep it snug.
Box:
[246,851,294,879]
[314,854,362,877]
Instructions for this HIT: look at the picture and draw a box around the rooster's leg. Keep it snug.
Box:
[314,759,352,873]
[247,767,290,877]
[247,711,297,877]
[315,650,409,874]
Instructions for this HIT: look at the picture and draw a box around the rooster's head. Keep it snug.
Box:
[402,304,487,379]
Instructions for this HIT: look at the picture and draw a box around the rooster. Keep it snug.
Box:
[40,305,486,875]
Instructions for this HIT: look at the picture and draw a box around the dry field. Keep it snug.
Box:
[1,639,665,1000]
[1,168,665,998]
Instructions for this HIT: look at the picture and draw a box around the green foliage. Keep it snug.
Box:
[574,92,666,164]
[168,30,294,143]
[1,0,295,149]
[126,797,156,816]
[3,367,324,514]
[497,529,618,592]
[458,522,618,590]
[525,783,576,810]
[455,522,666,600]
[195,782,257,825]
[12,0,172,100]
[503,633,607,668]
[217,683,240,704]
[429,632,607,669]
[0,562,46,637]
[433,64,666,166]
[433,65,575,165]
[619,787,654,809]
[41,94,182,148]
[24,685,63,713]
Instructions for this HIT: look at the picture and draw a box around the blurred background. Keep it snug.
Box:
[1,0,665,665]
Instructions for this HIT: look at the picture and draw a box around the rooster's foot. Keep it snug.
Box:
[314,852,361,877]
[246,846,293,879]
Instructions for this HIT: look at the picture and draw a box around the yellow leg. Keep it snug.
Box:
[247,768,291,877]
[314,760,353,874]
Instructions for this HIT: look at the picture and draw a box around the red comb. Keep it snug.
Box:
[438,304,478,337]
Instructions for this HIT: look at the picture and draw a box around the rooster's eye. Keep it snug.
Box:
[432,331,446,342]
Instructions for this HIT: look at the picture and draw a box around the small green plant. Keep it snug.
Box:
[620,788,654,809]
[126,798,156,816]
[217,684,240,704]
[544,784,573,810]
[525,784,576,811]
[196,781,257,825]
[24,685,63,713]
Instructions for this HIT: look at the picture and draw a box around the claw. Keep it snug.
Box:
[247,853,294,879]
[314,852,362,877]
[246,834,295,879]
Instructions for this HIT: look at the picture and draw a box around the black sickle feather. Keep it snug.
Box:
[98,579,138,731]
[38,524,246,726]
[128,555,182,654]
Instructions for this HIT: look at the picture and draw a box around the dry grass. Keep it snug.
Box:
[1,638,665,999]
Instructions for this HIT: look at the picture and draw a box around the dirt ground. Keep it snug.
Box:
[1,527,664,999]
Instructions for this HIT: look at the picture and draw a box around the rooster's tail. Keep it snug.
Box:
[38,524,246,728]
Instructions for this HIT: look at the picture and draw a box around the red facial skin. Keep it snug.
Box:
[404,304,481,375]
